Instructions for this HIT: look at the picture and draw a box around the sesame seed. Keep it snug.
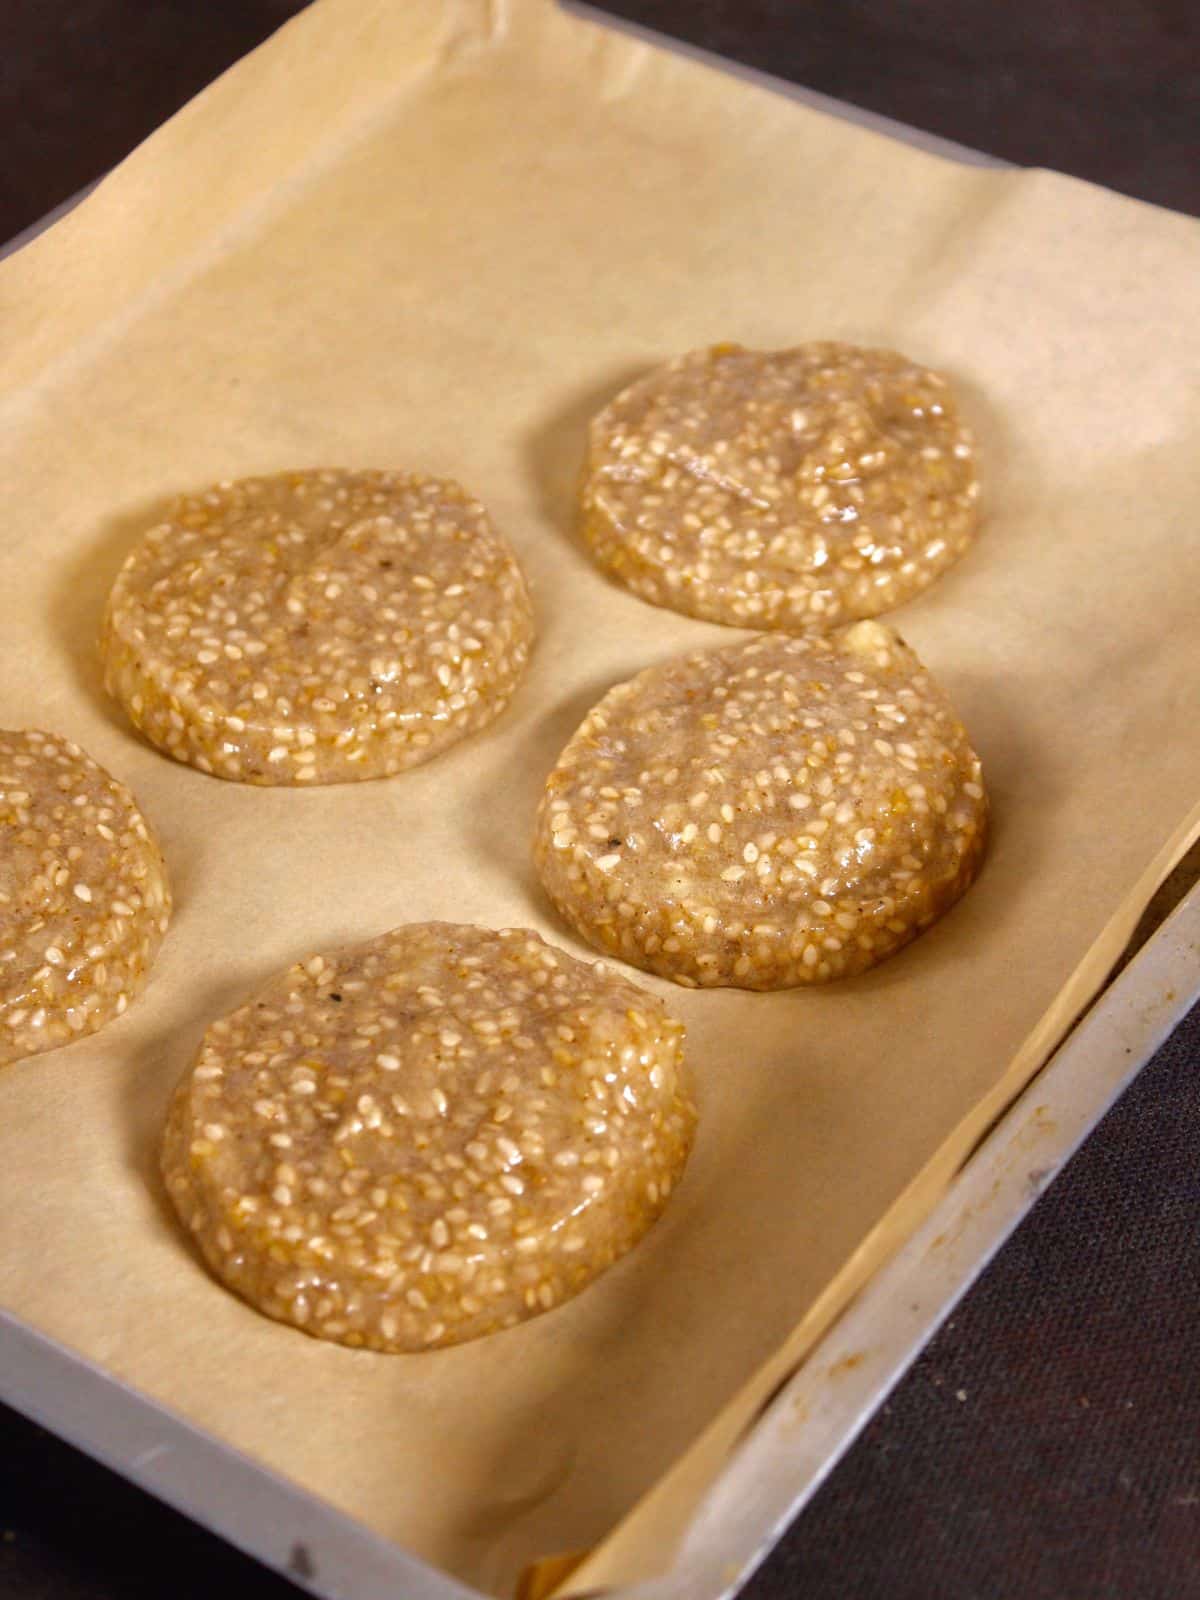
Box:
[161,923,694,1353]
[101,470,534,786]
[0,730,171,1070]
[581,343,980,631]
[534,626,986,989]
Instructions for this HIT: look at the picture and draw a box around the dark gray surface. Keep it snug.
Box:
[2,1006,1197,1599]
[599,0,1200,217]
[3,0,1197,242]
[773,999,1200,1600]
[2,4,1199,1597]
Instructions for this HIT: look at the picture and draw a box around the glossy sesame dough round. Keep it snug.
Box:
[534,622,987,989]
[581,342,980,631]
[163,923,694,1352]
[102,469,534,784]
[0,730,171,1067]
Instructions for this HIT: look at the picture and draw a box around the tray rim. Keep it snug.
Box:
[601,873,1200,1600]
[4,877,1196,1600]
[1,9,1195,1600]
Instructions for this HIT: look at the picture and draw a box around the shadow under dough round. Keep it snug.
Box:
[162,922,695,1352]
[581,342,980,630]
[0,729,171,1067]
[533,621,987,989]
[101,469,534,784]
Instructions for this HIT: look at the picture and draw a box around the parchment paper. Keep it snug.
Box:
[1,2,1198,1595]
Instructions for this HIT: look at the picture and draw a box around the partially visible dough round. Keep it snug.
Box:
[0,729,171,1066]
[162,923,694,1351]
[533,623,987,989]
[102,469,534,785]
[581,342,980,630]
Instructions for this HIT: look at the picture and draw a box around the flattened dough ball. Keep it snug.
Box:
[0,730,171,1067]
[534,623,987,989]
[163,923,694,1351]
[581,342,980,630]
[102,469,534,784]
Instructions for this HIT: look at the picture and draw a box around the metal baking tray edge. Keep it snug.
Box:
[2,11,1196,1600]
[619,870,1200,1600]
[4,878,1196,1600]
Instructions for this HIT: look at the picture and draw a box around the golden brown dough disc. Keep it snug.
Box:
[102,469,534,784]
[581,342,980,630]
[162,923,694,1351]
[0,729,171,1067]
[533,622,986,989]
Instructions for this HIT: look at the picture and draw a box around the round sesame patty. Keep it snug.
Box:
[533,623,987,989]
[580,342,980,631]
[102,469,534,785]
[0,730,171,1067]
[162,923,694,1352]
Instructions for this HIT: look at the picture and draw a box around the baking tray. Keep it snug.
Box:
[2,8,1198,1599]
[3,877,1197,1600]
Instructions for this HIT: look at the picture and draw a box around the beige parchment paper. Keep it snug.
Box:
[1,2,1199,1594]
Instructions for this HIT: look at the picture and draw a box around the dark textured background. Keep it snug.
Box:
[2,4,1198,1597]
